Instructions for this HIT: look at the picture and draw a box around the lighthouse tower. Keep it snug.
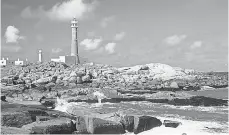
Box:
[71,18,80,64]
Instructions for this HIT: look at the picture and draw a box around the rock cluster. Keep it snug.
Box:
[2,62,228,93]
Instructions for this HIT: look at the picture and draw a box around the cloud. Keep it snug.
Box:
[21,0,98,21]
[100,16,115,28]
[80,38,103,50]
[105,42,116,54]
[52,48,62,53]
[190,41,202,49]
[114,32,126,41]
[4,26,25,43]
[164,35,187,45]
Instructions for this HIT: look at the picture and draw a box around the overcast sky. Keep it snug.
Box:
[1,0,228,71]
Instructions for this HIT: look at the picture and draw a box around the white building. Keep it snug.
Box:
[0,58,7,66]
[38,50,42,62]
[51,56,77,65]
[15,58,24,66]
[0,58,27,66]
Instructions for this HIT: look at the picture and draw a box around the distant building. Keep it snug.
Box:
[51,56,77,65]
[7,60,15,66]
[0,58,28,66]
[38,49,42,62]
[0,58,6,66]
[15,58,24,66]
[51,55,88,65]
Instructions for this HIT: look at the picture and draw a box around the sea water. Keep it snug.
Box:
[54,89,228,135]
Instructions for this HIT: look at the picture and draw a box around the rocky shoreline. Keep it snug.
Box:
[1,62,228,134]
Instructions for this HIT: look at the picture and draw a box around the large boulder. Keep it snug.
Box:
[133,116,162,134]
[22,117,74,134]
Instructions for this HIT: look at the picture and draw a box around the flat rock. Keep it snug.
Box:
[22,117,74,134]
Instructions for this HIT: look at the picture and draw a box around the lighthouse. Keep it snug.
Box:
[71,18,80,64]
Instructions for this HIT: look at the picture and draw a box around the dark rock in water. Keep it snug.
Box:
[39,98,56,108]
[133,116,162,134]
[1,126,32,134]
[163,120,181,128]
[188,96,228,106]
[1,95,6,101]
[168,96,228,106]
[87,117,125,134]
[120,115,135,132]
[22,117,74,134]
